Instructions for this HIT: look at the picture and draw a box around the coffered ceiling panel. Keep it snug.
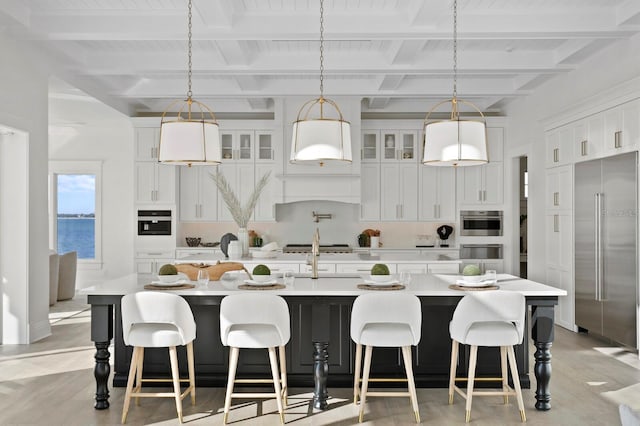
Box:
[2,0,638,116]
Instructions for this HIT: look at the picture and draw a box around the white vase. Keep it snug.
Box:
[237,227,249,256]
[228,241,242,260]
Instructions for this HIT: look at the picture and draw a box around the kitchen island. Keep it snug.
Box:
[82,273,565,413]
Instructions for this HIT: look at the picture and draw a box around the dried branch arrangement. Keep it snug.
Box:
[210,170,271,228]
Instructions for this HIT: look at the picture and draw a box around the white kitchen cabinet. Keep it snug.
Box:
[603,100,640,155]
[419,166,455,221]
[360,163,381,221]
[460,260,504,274]
[546,127,572,167]
[254,163,278,221]
[135,162,176,204]
[179,165,218,221]
[301,263,337,274]
[457,128,504,206]
[216,163,255,222]
[135,128,160,161]
[380,163,418,221]
[426,263,460,274]
[336,263,397,274]
[135,249,175,274]
[255,132,276,162]
[361,131,380,162]
[396,263,427,274]
[545,164,572,211]
[380,131,418,162]
[220,130,254,162]
[545,212,572,270]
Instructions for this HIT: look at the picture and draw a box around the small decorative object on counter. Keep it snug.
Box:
[370,236,380,248]
[220,233,238,257]
[228,241,242,260]
[357,233,370,247]
[361,228,382,247]
[185,237,201,247]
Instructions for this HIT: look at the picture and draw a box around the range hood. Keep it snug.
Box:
[275,174,361,204]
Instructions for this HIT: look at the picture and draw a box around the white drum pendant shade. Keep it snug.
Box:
[290,119,352,163]
[423,120,488,167]
[159,120,221,166]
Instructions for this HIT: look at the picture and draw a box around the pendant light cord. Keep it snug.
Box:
[187,0,193,100]
[319,0,325,99]
[452,0,458,101]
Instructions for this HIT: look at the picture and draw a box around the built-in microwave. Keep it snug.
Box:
[460,210,503,236]
[137,210,172,236]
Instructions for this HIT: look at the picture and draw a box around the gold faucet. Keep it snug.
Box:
[309,228,320,279]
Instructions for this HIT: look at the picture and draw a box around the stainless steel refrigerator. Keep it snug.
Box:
[575,151,637,348]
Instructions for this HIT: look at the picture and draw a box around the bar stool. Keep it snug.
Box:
[351,293,422,423]
[220,293,290,424]
[448,290,526,423]
[120,292,196,424]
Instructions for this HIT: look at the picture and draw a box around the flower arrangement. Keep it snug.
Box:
[210,170,271,228]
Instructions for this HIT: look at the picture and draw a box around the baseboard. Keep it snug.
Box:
[29,318,52,343]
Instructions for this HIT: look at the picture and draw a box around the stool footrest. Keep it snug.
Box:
[356,377,409,383]
[230,392,279,399]
[364,391,411,398]
[140,378,191,383]
[454,377,505,382]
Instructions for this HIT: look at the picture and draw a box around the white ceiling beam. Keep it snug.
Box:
[553,39,596,65]
[408,0,450,27]
[215,40,256,66]
[390,40,426,65]
[193,0,234,27]
[0,0,30,28]
[246,98,270,110]
[616,0,640,26]
[235,75,262,91]
[378,75,405,91]
[367,98,391,109]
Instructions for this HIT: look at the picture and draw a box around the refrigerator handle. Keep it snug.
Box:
[595,193,604,301]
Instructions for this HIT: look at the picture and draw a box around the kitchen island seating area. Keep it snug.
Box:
[351,293,422,423]
[219,293,290,424]
[83,273,565,421]
[120,291,196,424]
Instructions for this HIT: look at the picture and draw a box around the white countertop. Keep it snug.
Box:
[176,252,461,264]
[81,273,567,297]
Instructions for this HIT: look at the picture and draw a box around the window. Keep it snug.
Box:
[49,161,102,268]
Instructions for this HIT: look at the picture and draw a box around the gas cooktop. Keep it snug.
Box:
[283,244,353,254]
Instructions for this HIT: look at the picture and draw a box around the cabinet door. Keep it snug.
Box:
[621,100,640,150]
[254,163,277,221]
[545,130,560,168]
[573,121,589,160]
[586,114,604,159]
[361,131,379,162]
[482,162,503,204]
[255,132,274,161]
[398,131,417,162]
[458,166,483,204]
[360,163,380,221]
[135,162,155,203]
[135,258,155,274]
[198,166,219,220]
[179,166,200,221]
[399,164,418,220]
[380,164,401,220]
[155,164,176,203]
[301,264,336,274]
[381,131,399,161]
[419,167,438,220]
[135,128,159,161]
[236,131,254,162]
[438,167,456,220]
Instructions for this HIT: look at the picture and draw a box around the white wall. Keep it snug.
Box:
[0,36,50,343]
[49,96,134,287]
[504,33,640,282]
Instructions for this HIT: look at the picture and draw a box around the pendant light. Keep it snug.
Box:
[422,0,488,167]
[290,0,352,166]
[158,0,221,167]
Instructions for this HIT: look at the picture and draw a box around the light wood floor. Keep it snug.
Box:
[0,298,639,425]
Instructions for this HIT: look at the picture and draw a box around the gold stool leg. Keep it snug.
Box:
[465,345,478,423]
[121,346,140,424]
[500,346,509,404]
[402,346,420,423]
[448,340,459,405]
[168,346,183,423]
[223,347,239,424]
[353,343,362,405]
[507,346,527,422]
[359,346,373,423]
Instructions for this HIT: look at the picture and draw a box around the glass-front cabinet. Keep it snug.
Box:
[381,131,417,162]
[256,132,274,162]
[220,131,254,162]
[361,131,379,162]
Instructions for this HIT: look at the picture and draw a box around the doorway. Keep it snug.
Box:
[519,156,528,278]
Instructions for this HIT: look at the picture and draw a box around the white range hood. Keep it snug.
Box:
[275,174,361,204]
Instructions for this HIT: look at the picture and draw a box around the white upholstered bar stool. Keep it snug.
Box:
[120,292,196,424]
[351,293,422,423]
[448,290,526,423]
[220,293,290,424]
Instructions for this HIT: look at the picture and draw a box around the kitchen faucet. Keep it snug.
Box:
[309,228,320,279]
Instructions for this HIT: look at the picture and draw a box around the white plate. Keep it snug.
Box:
[243,279,278,286]
[150,279,190,287]
[455,279,497,288]
[362,278,400,286]
[251,251,278,259]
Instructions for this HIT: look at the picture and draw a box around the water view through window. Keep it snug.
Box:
[57,174,95,259]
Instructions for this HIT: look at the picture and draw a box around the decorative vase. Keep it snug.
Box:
[237,227,249,256]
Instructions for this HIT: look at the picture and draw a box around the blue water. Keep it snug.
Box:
[57,218,95,259]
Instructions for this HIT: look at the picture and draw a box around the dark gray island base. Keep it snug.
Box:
[87,292,558,412]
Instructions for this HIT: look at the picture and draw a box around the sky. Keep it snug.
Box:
[57,174,95,215]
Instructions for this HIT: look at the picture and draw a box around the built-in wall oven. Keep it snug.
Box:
[460,210,503,236]
[137,210,172,236]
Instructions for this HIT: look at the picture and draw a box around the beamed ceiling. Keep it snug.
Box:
[2,0,640,116]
